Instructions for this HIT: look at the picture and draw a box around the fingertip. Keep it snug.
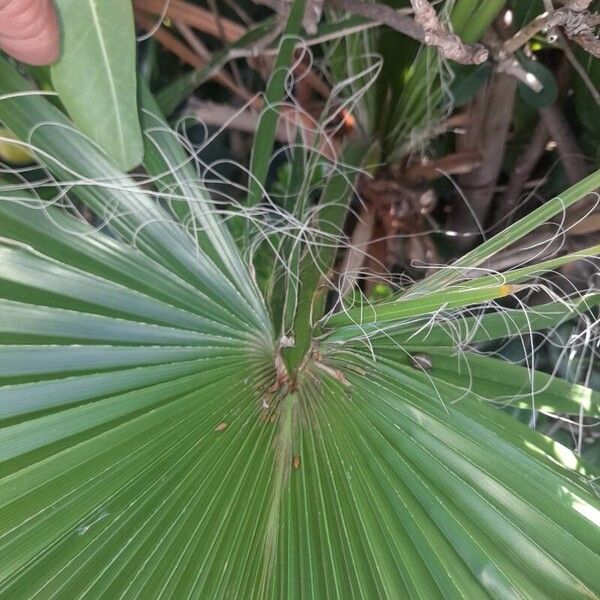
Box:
[0,0,60,66]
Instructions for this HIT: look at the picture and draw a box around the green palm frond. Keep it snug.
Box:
[331,0,505,158]
[0,16,599,597]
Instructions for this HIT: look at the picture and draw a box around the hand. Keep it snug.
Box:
[0,0,59,66]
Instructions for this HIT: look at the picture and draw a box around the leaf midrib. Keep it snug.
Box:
[89,0,126,166]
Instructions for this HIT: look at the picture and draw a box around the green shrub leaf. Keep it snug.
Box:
[51,0,143,170]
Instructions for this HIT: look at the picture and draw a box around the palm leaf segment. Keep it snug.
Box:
[0,57,600,598]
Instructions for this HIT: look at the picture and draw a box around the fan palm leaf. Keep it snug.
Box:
[0,25,599,598]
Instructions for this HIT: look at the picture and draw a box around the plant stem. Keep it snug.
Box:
[281,142,366,375]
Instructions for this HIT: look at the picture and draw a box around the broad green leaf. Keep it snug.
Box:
[51,0,143,170]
